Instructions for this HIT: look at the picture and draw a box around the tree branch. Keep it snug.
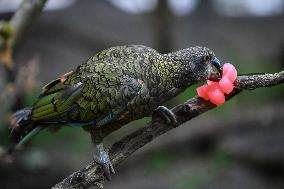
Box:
[0,0,46,126]
[0,0,47,53]
[9,0,47,54]
[0,0,46,76]
[52,71,284,189]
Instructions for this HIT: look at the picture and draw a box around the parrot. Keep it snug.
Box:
[9,45,222,180]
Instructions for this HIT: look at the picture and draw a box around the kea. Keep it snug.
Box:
[10,45,222,180]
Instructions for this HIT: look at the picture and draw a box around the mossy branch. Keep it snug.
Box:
[9,0,47,55]
[0,0,47,66]
[0,0,46,124]
[52,70,284,189]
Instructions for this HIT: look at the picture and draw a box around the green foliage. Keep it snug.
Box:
[23,88,41,107]
[176,174,208,189]
[146,150,176,173]
[208,149,230,170]
[175,150,230,189]
[0,128,10,145]
[32,127,92,154]
[0,21,13,40]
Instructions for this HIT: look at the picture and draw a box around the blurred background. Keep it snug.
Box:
[0,0,284,188]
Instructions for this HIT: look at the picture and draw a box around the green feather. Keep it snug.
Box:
[18,127,44,145]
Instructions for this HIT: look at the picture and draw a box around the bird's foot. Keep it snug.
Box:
[94,143,115,181]
[152,106,177,127]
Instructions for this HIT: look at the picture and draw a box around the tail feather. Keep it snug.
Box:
[18,127,43,145]
[9,108,36,143]
[10,108,31,128]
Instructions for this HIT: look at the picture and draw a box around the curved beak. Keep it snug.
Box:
[212,57,223,77]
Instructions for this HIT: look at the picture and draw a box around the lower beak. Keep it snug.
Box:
[212,57,223,77]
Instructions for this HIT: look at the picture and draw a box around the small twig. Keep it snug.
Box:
[52,71,284,189]
[0,56,39,134]
[235,71,284,90]
[0,0,47,71]
[0,0,47,126]
[0,0,47,60]
[10,0,47,55]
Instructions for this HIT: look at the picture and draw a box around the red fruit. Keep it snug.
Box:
[208,88,225,105]
[222,63,233,75]
[197,85,210,100]
[222,63,237,82]
[196,63,237,106]
[207,80,213,85]
[219,77,234,94]
[207,81,219,89]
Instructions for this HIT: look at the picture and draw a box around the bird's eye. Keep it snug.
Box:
[204,55,210,62]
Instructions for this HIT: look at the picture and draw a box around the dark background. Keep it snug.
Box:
[0,0,284,188]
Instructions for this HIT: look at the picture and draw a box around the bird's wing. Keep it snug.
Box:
[30,46,148,126]
[73,74,146,126]
[31,70,83,122]
[64,45,150,124]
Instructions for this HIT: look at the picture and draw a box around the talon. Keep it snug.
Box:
[152,106,177,126]
[183,104,198,114]
[94,143,115,181]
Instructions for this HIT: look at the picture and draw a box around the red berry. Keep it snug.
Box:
[196,63,237,106]
[219,77,234,94]
[208,88,225,105]
[197,85,210,100]
[223,63,237,82]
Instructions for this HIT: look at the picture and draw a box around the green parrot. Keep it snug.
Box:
[9,45,222,180]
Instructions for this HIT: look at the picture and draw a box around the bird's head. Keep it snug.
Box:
[168,46,222,87]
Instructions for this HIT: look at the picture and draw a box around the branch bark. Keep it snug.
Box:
[0,0,48,53]
[10,0,47,55]
[0,0,46,124]
[52,71,284,189]
[0,0,47,77]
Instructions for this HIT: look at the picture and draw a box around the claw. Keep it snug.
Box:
[152,106,177,126]
[94,143,115,181]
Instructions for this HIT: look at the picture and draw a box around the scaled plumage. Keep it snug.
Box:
[10,45,222,179]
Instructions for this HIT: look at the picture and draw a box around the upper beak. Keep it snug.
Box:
[212,57,223,77]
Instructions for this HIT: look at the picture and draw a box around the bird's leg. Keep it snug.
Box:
[152,106,177,126]
[89,128,115,181]
[94,143,115,181]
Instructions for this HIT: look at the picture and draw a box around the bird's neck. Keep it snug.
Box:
[152,53,189,90]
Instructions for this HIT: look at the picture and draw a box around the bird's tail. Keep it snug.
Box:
[9,108,42,146]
